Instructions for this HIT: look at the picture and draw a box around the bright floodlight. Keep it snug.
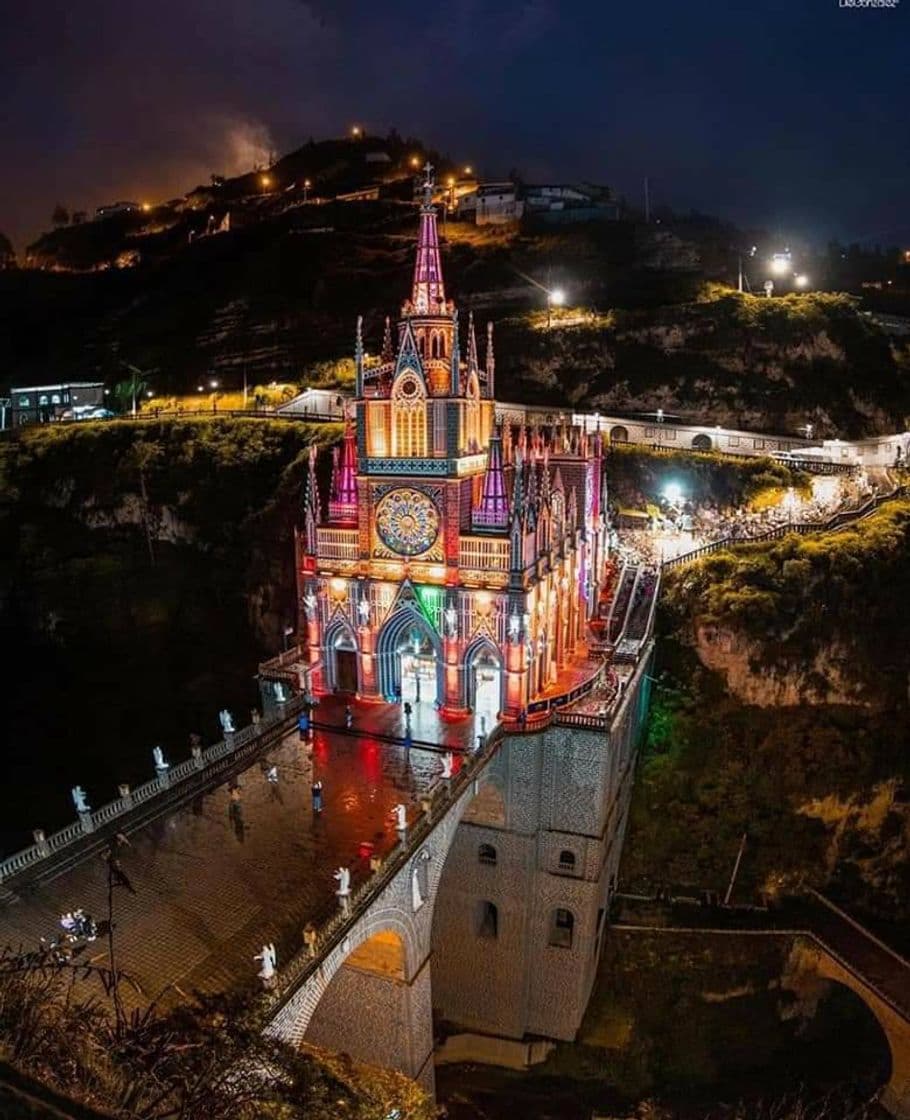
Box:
[795,274,809,288]
[550,288,566,307]
[770,256,790,276]
[663,482,683,505]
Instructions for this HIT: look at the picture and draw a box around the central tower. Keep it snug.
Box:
[298,165,608,717]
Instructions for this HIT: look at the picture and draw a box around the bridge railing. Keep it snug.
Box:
[0,695,308,885]
[265,723,508,1020]
[661,484,907,572]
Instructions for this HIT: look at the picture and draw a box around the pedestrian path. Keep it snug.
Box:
[0,696,477,1010]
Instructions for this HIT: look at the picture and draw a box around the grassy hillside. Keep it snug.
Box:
[622,501,910,936]
[5,162,908,437]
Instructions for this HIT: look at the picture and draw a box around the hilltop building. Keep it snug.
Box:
[296,165,610,717]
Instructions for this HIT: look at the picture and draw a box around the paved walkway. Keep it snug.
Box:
[0,695,477,1010]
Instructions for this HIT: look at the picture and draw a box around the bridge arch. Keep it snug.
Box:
[609,425,629,443]
[692,433,712,451]
[267,756,507,1092]
[785,938,908,1117]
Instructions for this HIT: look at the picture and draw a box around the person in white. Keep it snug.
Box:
[334,866,351,896]
[255,943,277,981]
[152,746,169,771]
[441,752,454,779]
[71,786,90,813]
[393,803,408,831]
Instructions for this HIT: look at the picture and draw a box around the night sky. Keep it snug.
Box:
[2,0,908,250]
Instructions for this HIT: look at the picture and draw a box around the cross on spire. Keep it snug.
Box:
[421,161,435,207]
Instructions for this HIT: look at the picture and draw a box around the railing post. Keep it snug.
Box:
[33,829,50,858]
[118,783,133,808]
[78,810,94,835]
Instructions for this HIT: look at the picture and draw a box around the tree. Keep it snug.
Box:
[71,210,87,225]
[112,363,149,416]
[51,204,69,227]
[0,231,14,268]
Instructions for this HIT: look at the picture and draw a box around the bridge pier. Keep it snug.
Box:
[305,944,435,1092]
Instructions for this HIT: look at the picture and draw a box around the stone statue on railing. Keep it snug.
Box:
[393,803,408,832]
[334,866,351,896]
[358,597,370,624]
[444,605,457,639]
[303,592,318,620]
[152,746,169,772]
[71,786,90,814]
[219,709,235,735]
[441,752,454,779]
[255,942,277,983]
[508,612,521,641]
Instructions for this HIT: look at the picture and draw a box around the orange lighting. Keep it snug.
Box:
[330,577,347,597]
[429,565,446,580]
[141,202,151,213]
[410,156,421,168]
[260,173,272,188]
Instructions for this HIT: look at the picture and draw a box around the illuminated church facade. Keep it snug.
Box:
[297,167,609,718]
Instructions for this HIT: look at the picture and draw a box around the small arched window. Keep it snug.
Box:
[549,908,574,949]
[478,843,497,866]
[477,900,498,939]
[558,849,576,873]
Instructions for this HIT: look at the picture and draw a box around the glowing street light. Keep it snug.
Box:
[303,178,312,202]
[663,482,684,506]
[769,255,790,276]
[351,125,362,139]
[409,155,421,169]
[546,287,566,329]
[141,202,152,213]
[463,165,473,175]
[794,274,810,288]
[260,173,272,189]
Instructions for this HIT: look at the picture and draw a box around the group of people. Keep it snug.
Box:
[58,908,97,943]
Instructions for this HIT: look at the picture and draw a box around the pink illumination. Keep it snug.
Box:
[329,420,359,523]
[411,170,446,314]
[473,426,509,529]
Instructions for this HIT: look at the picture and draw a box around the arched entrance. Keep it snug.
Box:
[377,608,443,705]
[692,433,712,451]
[466,641,502,719]
[326,621,359,693]
[610,425,629,443]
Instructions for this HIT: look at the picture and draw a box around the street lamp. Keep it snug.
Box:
[464,165,473,175]
[303,178,311,202]
[547,287,566,329]
[656,407,665,449]
[260,173,272,190]
[794,274,809,288]
[209,379,219,413]
[351,125,362,139]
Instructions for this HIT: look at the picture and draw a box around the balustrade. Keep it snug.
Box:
[316,527,359,561]
[458,536,510,572]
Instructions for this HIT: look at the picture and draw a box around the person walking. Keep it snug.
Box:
[311,779,323,813]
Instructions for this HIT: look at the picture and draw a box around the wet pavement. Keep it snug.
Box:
[0,694,478,1009]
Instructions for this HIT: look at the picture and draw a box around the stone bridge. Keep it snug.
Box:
[260,641,656,1093]
[614,891,910,1119]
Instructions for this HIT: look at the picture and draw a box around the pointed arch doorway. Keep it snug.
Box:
[376,609,443,705]
[466,641,503,719]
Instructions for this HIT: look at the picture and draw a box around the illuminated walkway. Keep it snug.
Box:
[0,695,478,1010]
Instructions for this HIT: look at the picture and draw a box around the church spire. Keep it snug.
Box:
[467,309,479,372]
[328,419,358,523]
[302,444,321,554]
[484,321,495,394]
[354,314,364,396]
[473,424,509,530]
[411,162,446,315]
[381,315,393,362]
